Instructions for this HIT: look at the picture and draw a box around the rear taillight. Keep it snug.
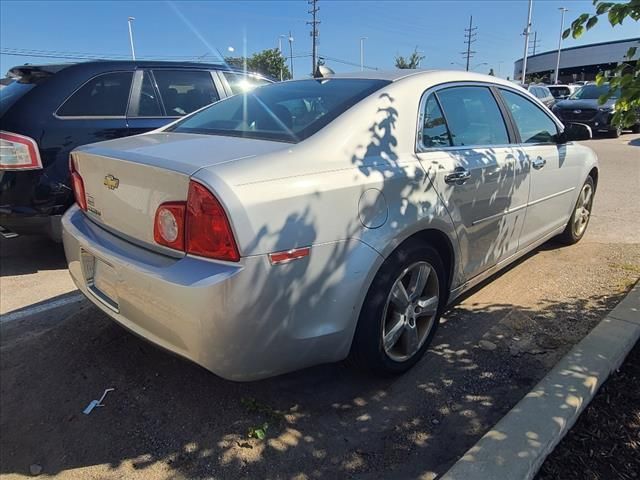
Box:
[0,131,42,170]
[154,203,186,250]
[69,155,87,211]
[153,180,240,262]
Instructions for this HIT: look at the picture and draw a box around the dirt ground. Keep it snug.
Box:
[1,135,639,479]
[536,339,640,480]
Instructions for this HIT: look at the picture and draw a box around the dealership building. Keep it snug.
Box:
[514,37,639,83]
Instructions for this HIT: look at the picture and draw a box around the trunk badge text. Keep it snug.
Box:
[104,175,120,190]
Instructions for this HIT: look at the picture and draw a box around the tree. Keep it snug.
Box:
[394,48,425,69]
[563,0,639,128]
[488,68,495,76]
[225,48,291,81]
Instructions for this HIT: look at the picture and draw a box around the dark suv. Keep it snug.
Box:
[0,61,270,240]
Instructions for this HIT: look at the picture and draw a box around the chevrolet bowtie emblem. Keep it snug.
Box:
[103,174,120,190]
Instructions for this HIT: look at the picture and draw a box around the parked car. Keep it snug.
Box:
[526,84,555,108]
[547,84,578,100]
[552,83,640,137]
[0,61,271,240]
[62,71,596,381]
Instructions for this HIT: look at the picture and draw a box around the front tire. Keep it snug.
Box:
[557,176,595,245]
[350,241,446,376]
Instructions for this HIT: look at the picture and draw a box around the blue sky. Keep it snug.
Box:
[1,0,638,79]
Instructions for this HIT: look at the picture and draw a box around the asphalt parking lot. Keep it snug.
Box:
[1,134,639,479]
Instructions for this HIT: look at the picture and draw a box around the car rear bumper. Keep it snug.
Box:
[62,205,380,381]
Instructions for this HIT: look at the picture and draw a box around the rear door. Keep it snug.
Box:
[416,84,529,280]
[498,88,578,247]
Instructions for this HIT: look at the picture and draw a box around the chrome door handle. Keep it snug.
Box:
[532,157,546,169]
[444,167,471,185]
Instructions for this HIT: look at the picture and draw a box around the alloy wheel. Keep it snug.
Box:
[573,183,593,237]
[381,261,439,362]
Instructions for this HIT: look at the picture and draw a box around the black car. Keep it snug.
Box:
[0,61,271,240]
[552,83,640,138]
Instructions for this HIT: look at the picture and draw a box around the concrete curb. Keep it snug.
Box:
[442,281,640,480]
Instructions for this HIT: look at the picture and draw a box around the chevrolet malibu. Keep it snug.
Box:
[63,71,598,381]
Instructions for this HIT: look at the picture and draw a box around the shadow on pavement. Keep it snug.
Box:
[0,236,67,277]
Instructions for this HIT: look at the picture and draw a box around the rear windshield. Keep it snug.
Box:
[569,84,620,100]
[168,78,391,143]
[0,81,36,116]
[548,86,570,98]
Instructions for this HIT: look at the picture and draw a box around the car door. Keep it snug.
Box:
[498,88,580,248]
[415,84,529,280]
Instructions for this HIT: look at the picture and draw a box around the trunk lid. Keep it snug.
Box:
[73,132,287,252]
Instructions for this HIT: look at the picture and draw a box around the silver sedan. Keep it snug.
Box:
[62,70,598,380]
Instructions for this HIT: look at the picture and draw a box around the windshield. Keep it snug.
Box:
[548,86,570,98]
[0,80,36,116]
[168,78,391,143]
[569,84,620,100]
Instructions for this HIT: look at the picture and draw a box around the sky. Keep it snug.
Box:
[1,0,639,79]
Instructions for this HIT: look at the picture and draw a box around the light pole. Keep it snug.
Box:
[521,0,533,83]
[277,34,287,81]
[555,7,568,84]
[360,37,367,71]
[127,17,136,60]
[288,32,294,78]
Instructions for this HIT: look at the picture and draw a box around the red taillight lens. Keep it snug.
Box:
[186,181,240,262]
[154,203,186,250]
[0,131,42,170]
[69,155,87,211]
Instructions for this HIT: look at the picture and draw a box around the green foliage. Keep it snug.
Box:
[563,0,639,127]
[395,48,425,69]
[225,48,291,80]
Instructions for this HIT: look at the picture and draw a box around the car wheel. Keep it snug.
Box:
[632,124,640,134]
[557,176,595,245]
[610,125,622,138]
[350,241,445,376]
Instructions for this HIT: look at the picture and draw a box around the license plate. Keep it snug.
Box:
[82,251,119,311]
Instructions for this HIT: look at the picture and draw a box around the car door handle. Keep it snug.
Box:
[532,157,546,169]
[444,167,471,185]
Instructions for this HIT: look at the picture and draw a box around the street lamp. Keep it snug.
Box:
[360,37,367,71]
[288,32,294,78]
[555,7,569,84]
[277,34,288,81]
[127,17,136,61]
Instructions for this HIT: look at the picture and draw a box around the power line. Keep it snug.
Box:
[461,15,477,71]
[307,0,320,75]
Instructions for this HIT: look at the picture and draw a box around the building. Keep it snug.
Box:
[514,37,639,83]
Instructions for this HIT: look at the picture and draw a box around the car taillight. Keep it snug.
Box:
[153,180,240,262]
[154,203,186,250]
[186,181,240,262]
[0,131,42,170]
[69,155,87,211]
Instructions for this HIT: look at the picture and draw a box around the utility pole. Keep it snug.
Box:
[528,31,541,56]
[462,15,477,71]
[307,0,320,75]
[127,17,136,61]
[555,7,568,84]
[288,31,294,79]
[360,37,367,71]
[521,0,533,83]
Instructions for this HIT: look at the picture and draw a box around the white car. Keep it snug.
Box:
[62,70,597,380]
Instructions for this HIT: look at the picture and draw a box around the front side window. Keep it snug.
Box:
[169,78,390,143]
[436,86,509,146]
[223,72,271,95]
[500,89,558,144]
[421,93,451,148]
[57,71,133,117]
[153,70,220,116]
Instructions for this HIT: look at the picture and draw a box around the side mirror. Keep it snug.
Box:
[558,122,592,143]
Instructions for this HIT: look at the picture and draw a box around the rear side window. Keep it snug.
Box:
[153,70,219,116]
[223,72,271,95]
[420,94,451,148]
[500,89,558,144]
[134,71,162,117]
[58,72,133,117]
[437,86,509,146]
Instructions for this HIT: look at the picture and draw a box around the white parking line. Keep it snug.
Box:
[0,292,85,324]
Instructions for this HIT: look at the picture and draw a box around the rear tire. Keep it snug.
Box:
[609,125,622,138]
[350,241,446,376]
[557,176,595,245]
